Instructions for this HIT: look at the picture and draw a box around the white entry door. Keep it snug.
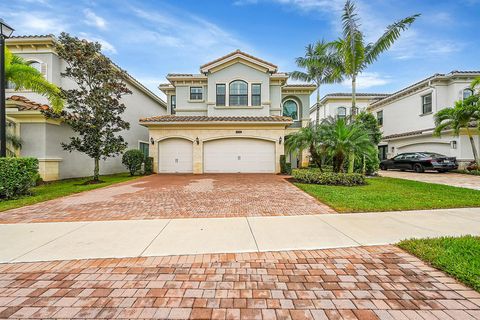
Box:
[204,138,275,173]
[158,138,193,173]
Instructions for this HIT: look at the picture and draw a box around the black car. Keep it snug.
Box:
[380,152,458,173]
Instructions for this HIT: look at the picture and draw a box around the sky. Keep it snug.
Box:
[2,0,479,104]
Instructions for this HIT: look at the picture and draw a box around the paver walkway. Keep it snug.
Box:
[1,208,479,263]
[0,174,334,224]
[381,170,480,190]
[0,246,479,319]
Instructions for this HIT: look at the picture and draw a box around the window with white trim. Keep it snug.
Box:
[190,87,203,100]
[251,84,261,106]
[229,80,248,106]
[282,100,298,120]
[337,107,347,119]
[171,95,176,114]
[139,141,149,158]
[421,93,432,114]
[216,84,226,106]
[377,110,383,126]
[463,88,474,100]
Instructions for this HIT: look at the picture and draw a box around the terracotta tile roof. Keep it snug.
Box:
[6,95,50,111]
[200,50,277,70]
[140,115,292,123]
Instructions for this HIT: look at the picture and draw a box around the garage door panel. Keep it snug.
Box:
[204,138,275,173]
[159,139,193,173]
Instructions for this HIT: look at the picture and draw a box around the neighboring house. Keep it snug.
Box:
[141,50,315,174]
[368,71,480,165]
[309,93,389,125]
[5,35,167,180]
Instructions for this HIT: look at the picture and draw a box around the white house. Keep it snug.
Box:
[368,71,480,164]
[5,35,167,180]
[141,50,316,174]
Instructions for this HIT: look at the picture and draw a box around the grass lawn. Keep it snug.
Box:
[295,176,480,212]
[398,236,480,292]
[0,173,138,212]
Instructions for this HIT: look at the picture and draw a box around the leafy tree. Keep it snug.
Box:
[290,40,342,123]
[5,47,63,112]
[122,149,145,176]
[43,33,131,182]
[355,112,382,174]
[434,94,480,166]
[331,0,419,115]
[285,125,326,170]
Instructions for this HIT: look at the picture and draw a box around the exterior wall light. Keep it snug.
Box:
[150,137,154,145]
[195,137,200,145]
[279,137,283,144]
[450,140,457,149]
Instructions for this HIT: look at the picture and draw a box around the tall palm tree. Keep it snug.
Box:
[285,124,326,170]
[322,117,376,173]
[332,0,419,115]
[290,40,342,123]
[434,95,480,166]
[5,47,63,112]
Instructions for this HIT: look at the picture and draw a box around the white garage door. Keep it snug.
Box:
[398,143,450,155]
[204,138,275,173]
[158,138,193,173]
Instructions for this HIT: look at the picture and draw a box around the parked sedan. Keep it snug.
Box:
[380,152,458,173]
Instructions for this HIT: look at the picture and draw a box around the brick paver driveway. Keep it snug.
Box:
[381,170,480,190]
[0,174,334,224]
[0,246,478,319]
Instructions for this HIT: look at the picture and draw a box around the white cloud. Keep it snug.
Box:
[83,9,107,29]
[342,72,391,89]
[6,12,67,35]
[78,32,117,54]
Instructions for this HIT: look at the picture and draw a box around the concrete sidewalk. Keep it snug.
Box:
[1,207,479,263]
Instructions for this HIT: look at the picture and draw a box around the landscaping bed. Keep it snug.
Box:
[295,176,480,212]
[0,173,138,212]
[398,236,480,292]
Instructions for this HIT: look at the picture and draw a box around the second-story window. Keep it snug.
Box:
[251,84,261,106]
[190,87,203,100]
[463,88,474,100]
[229,80,248,106]
[337,107,347,119]
[377,110,383,126]
[421,93,432,114]
[171,95,176,114]
[216,84,226,106]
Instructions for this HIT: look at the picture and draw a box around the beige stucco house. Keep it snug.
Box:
[5,35,167,180]
[141,50,315,174]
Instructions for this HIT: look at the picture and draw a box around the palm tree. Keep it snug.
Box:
[322,117,376,173]
[434,95,480,166]
[471,76,480,90]
[332,0,419,115]
[6,131,22,157]
[5,47,63,112]
[290,40,342,123]
[285,124,326,170]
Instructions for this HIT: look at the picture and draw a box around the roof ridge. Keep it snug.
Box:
[200,50,278,70]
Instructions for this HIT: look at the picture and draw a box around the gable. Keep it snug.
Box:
[200,50,277,74]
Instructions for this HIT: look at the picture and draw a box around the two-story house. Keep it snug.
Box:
[368,71,480,165]
[309,93,390,125]
[5,35,167,180]
[140,50,315,173]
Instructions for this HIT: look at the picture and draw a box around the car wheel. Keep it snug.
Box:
[414,163,425,173]
[380,164,387,171]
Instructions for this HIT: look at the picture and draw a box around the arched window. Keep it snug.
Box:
[28,61,42,73]
[229,80,248,106]
[337,107,347,119]
[463,88,474,100]
[282,100,298,120]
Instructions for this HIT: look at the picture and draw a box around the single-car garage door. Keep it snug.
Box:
[204,138,275,173]
[158,138,193,173]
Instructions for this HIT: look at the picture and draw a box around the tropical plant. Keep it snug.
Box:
[331,0,419,115]
[471,76,480,90]
[122,149,145,176]
[434,94,480,166]
[355,112,382,173]
[5,47,63,112]
[290,40,342,123]
[285,125,326,170]
[322,117,376,173]
[43,33,131,182]
[6,132,22,157]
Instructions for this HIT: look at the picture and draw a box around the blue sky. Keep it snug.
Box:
[2,0,479,103]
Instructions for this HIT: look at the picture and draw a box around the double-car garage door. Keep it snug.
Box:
[158,138,275,173]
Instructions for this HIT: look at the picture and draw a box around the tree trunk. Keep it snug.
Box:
[347,151,355,173]
[466,128,480,166]
[309,145,323,172]
[315,84,320,125]
[93,157,100,181]
[351,76,357,116]
[362,155,366,175]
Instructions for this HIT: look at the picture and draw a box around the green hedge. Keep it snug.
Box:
[292,168,366,186]
[0,157,39,199]
[144,156,154,175]
[280,155,292,175]
[122,149,145,176]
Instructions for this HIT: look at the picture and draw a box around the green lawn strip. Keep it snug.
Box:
[398,236,480,292]
[295,176,480,212]
[0,173,139,212]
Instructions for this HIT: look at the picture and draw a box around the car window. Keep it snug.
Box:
[404,154,418,160]
[418,152,446,158]
[393,154,405,160]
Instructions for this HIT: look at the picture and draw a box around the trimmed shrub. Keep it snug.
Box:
[292,168,366,186]
[122,149,145,176]
[280,155,292,175]
[0,157,39,199]
[144,156,154,175]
